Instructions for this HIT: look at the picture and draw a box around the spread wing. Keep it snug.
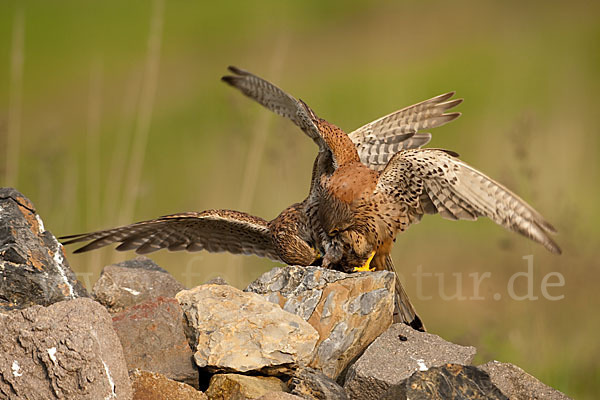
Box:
[376,149,561,254]
[60,210,283,261]
[221,66,324,148]
[350,92,463,171]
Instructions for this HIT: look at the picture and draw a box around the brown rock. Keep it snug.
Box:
[131,369,207,400]
[343,323,476,400]
[380,364,508,400]
[0,187,88,310]
[112,296,198,387]
[0,298,132,399]
[478,360,571,400]
[93,256,185,313]
[176,284,318,374]
[206,374,287,400]
[289,367,348,400]
[246,266,395,379]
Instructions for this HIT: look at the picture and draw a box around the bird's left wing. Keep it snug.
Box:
[60,210,283,261]
[222,66,325,149]
[375,149,561,254]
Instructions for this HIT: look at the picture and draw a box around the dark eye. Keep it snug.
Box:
[328,228,339,237]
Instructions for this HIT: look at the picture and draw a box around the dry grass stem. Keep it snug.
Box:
[103,71,143,224]
[85,57,104,273]
[118,0,164,227]
[5,7,25,187]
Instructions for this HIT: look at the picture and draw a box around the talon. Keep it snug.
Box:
[353,251,376,272]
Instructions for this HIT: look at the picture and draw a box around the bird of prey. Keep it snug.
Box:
[222,66,561,330]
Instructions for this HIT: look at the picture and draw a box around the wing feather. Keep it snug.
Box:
[350,92,462,170]
[60,210,283,261]
[376,149,561,254]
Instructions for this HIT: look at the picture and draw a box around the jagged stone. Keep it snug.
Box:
[380,364,508,400]
[343,323,476,399]
[0,187,88,310]
[246,266,394,379]
[176,284,319,374]
[93,256,185,313]
[130,369,207,400]
[205,374,287,400]
[478,360,571,400]
[0,298,131,399]
[112,296,198,387]
[289,367,348,400]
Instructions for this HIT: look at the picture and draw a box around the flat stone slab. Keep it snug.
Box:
[343,323,476,399]
[176,284,319,374]
[0,298,131,399]
[247,266,395,379]
[479,360,571,400]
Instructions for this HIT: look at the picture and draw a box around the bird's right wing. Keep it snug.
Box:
[60,210,283,261]
[375,149,561,254]
[349,92,462,171]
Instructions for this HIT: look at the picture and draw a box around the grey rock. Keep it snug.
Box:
[0,187,88,310]
[380,364,508,400]
[479,360,571,400]
[205,373,287,400]
[109,256,170,273]
[204,276,229,285]
[93,256,185,313]
[343,323,476,400]
[289,367,348,400]
[176,284,319,375]
[0,297,132,399]
[247,266,395,379]
[112,296,198,388]
[130,369,207,400]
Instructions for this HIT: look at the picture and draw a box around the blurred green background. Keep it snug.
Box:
[1,0,598,397]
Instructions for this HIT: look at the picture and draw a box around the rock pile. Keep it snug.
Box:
[0,188,571,400]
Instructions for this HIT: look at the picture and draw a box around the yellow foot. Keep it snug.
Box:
[353,251,376,272]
